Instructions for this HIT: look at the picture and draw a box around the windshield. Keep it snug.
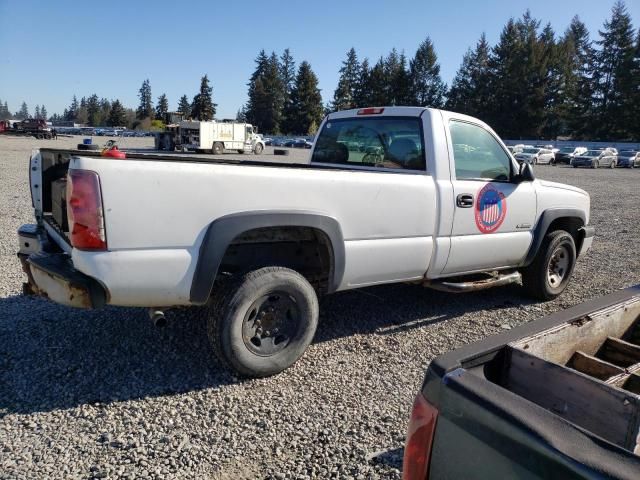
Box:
[619,150,636,155]
[311,117,425,170]
[585,150,601,156]
[522,148,539,154]
[559,147,575,153]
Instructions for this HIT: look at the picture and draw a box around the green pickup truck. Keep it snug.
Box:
[404,285,640,479]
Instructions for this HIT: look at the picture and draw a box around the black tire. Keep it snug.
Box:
[207,267,319,377]
[253,143,264,155]
[521,230,576,301]
[609,160,616,169]
[77,143,100,151]
[237,149,244,154]
[592,160,599,169]
[532,157,538,165]
[273,149,289,156]
[212,142,224,155]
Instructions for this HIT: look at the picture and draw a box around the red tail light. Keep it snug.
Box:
[403,393,438,480]
[66,170,107,250]
[357,107,385,115]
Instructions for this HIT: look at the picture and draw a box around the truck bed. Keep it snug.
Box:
[423,286,640,479]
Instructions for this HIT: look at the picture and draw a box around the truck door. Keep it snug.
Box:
[442,118,536,274]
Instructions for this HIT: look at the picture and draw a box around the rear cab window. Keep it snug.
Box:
[449,120,512,181]
[311,117,426,171]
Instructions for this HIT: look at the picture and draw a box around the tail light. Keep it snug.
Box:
[357,107,385,115]
[403,393,439,480]
[66,169,107,250]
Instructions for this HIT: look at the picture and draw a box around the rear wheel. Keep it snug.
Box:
[207,267,319,377]
[237,149,244,154]
[212,142,224,155]
[521,230,576,301]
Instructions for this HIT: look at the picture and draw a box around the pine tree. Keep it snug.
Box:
[108,99,127,127]
[86,95,101,126]
[279,49,297,128]
[280,48,296,98]
[34,105,41,119]
[539,23,564,139]
[486,19,525,137]
[41,105,48,121]
[409,37,447,108]
[246,50,285,133]
[191,75,217,121]
[76,97,89,124]
[155,93,169,121]
[332,47,360,111]
[136,79,154,120]
[0,101,10,120]
[353,58,371,107]
[17,102,29,119]
[391,51,412,105]
[560,16,598,138]
[447,34,492,119]
[236,105,248,122]
[282,61,324,135]
[65,95,79,121]
[367,57,389,106]
[593,1,636,139]
[177,94,191,119]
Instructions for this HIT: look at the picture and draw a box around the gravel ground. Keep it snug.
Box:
[1,134,639,479]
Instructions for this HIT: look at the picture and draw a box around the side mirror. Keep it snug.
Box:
[517,161,535,182]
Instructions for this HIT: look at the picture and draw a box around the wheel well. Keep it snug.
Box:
[547,217,584,252]
[217,226,333,294]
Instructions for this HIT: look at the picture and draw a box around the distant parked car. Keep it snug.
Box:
[554,146,587,165]
[617,150,640,168]
[571,149,617,168]
[271,138,286,147]
[514,147,554,165]
[263,137,273,146]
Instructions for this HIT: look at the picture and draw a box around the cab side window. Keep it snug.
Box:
[449,121,511,181]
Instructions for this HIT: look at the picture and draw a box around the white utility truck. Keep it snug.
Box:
[177,120,265,154]
[18,106,594,377]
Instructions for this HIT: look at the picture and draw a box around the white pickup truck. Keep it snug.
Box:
[18,106,594,377]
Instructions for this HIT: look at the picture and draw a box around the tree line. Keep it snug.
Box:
[240,48,324,135]
[4,1,638,140]
[329,1,640,141]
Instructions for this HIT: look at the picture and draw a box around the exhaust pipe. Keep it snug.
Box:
[148,308,167,328]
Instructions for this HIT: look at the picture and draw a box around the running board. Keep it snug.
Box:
[424,271,521,293]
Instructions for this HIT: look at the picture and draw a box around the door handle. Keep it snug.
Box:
[456,194,474,208]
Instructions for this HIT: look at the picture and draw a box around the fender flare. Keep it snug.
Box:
[521,208,586,267]
[189,211,345,304]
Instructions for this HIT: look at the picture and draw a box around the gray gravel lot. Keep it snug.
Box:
[1,134,639,479]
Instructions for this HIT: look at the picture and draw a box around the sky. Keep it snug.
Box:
[1,0,640,119]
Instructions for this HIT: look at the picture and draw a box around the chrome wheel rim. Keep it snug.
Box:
[547,245,570,288]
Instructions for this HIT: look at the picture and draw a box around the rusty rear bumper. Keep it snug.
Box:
[19,252,107,309]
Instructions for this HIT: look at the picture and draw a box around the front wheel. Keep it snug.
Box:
[207,267,319,377]
[253,143,264,155]
[521,230,576,301]
[610,160,616,169]
[592,160,599,169]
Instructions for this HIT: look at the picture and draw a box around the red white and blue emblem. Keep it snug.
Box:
[475,184,507,234]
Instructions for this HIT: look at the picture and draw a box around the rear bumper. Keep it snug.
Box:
[18,224,107,308]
